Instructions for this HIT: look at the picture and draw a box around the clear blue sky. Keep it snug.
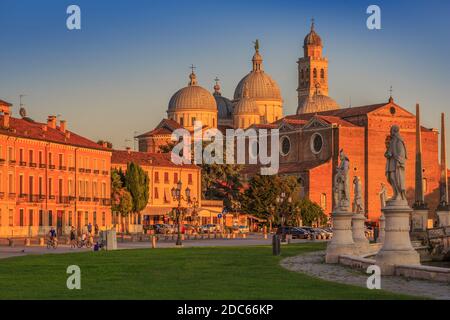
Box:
[0,0,449,158]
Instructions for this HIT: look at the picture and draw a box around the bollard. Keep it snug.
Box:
[66,238,71,245]
[181,234,185,241]
[151,236,157,249]
[24,238,31,246]
[232,233,236,239]
[272,234,281,256]
[242,233,247,239]
[264,233,268,240]
[8,238,14,247]
[39,237,45,246]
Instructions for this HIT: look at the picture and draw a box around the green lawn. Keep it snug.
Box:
[0,243,418,299]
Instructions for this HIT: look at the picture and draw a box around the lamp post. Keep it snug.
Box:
[276,192,292,242]
[171,180,196,246]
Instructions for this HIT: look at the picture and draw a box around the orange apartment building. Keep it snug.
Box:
[0,100,112,237]
[112,149,225,231]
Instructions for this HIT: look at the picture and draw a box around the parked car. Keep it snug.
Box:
[200,224,219,233]
[237,225,249,233]
[276,226,311,239]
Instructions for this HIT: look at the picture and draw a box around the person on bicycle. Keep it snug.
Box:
[48,227,57,245]
[87,222,93,235]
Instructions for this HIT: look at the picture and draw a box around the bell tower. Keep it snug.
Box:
[297,20,329,101]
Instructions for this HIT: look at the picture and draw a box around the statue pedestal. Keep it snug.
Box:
[436,210,450,227]
[326,210,355,263]
[377,214,385,243]
[375,200,420,275]
[411,209,428,231]
[352,213,370,255]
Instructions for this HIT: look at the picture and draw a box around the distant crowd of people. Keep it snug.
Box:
[47,222,100,249]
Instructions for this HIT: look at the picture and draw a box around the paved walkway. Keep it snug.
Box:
[281,251,450,300]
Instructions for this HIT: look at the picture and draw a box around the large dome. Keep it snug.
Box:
[168,72,217,112]
[234,42,282,102]
[296,93,340,114]
[233,93,259,116]
[234,72,282,101]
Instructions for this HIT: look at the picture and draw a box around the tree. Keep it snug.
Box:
[124,162,150,227]
[294,198,327,227]
[111,168,132,233]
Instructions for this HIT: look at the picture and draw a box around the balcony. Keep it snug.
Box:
[29,162,37,168]
[85,169,92,174]
[101,198,111,206]
[0,191,5,199]
[57,196,70,204]
[68,167,76,172]
[48,164,56,170]
[102,170,109,176]
[8,192,16,199]
[29,194,44,203]
[78,196,86,202]
[69,196,76,201]
[39,163,46,169]
[18,193,28,203]
[93,169,100,174]
[93,197,100,202]
[39,194,46,201]
[79,168,85,173]
[19,161,27,166]
[59,166,67,171]
[48,195,56,200]
[0,158,6,165]
[9,160,16,165]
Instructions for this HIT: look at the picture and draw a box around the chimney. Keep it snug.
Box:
[1,109,10,129]
[126,147,131,154]
[59,120,66,133]
[42,125,47,132]
[47,115,57,129]
[0,102,11,129]
[101,141,108,148]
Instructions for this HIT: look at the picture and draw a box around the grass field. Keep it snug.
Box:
[0,243,417,299]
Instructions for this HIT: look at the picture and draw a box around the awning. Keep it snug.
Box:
[143,206,173,216]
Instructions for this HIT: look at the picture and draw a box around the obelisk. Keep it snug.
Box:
[411,104,429,232]
[436,113,450,226]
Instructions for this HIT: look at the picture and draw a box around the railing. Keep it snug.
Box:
[48,195,56,200]
[68,167,76,172]
[39,163,46,168]
[29,162,37,168]
[59,166,67,171]
[85,169,92,174]
[9,160,16,165]
[57,196,70,204]
[19,161,27,166]
[8,192,16,199]
[48,164,56,169]
[102,170,109,175]
[0,159,6,165]
[0,191,5,199]
[79,168,85,173]
[29,194,44,203]
[101,198,111,206]
[93,169,100,174]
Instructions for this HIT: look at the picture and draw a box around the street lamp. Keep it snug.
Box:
[276,192,292,242]
[171,181,198,246]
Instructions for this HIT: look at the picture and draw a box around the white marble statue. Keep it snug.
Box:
[378,183,387,209]
[334,149,350,210]
[385,125,407,201]
[353,176,364,214]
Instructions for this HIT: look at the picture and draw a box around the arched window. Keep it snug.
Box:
[313,68,317,79]
[320,69,325,79]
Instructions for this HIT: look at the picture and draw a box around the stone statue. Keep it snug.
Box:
[385,125,407,201]
[254,39,260,52]
[378,183,387,209]
[334,149,350,210]
[353,176,364,214]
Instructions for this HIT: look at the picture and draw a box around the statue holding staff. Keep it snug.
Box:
[385,125,407,201]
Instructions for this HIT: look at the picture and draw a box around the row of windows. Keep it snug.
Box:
[154,172,193,185]
[300,68,325,80]
[0,173,107,197]
[0,146,107,170]
[0,209,106,227]
[179,117,216,127]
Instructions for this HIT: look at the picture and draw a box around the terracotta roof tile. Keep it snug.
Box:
[111,149,199,169]
[0,115,109,151]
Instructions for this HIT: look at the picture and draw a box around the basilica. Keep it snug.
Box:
[136,22,443,223]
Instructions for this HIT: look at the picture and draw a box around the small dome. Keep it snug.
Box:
[304,20,322,47]
[213,80,233,120]
[297,94,340,114]
[168,72,217,112]
[233,87,259,115]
